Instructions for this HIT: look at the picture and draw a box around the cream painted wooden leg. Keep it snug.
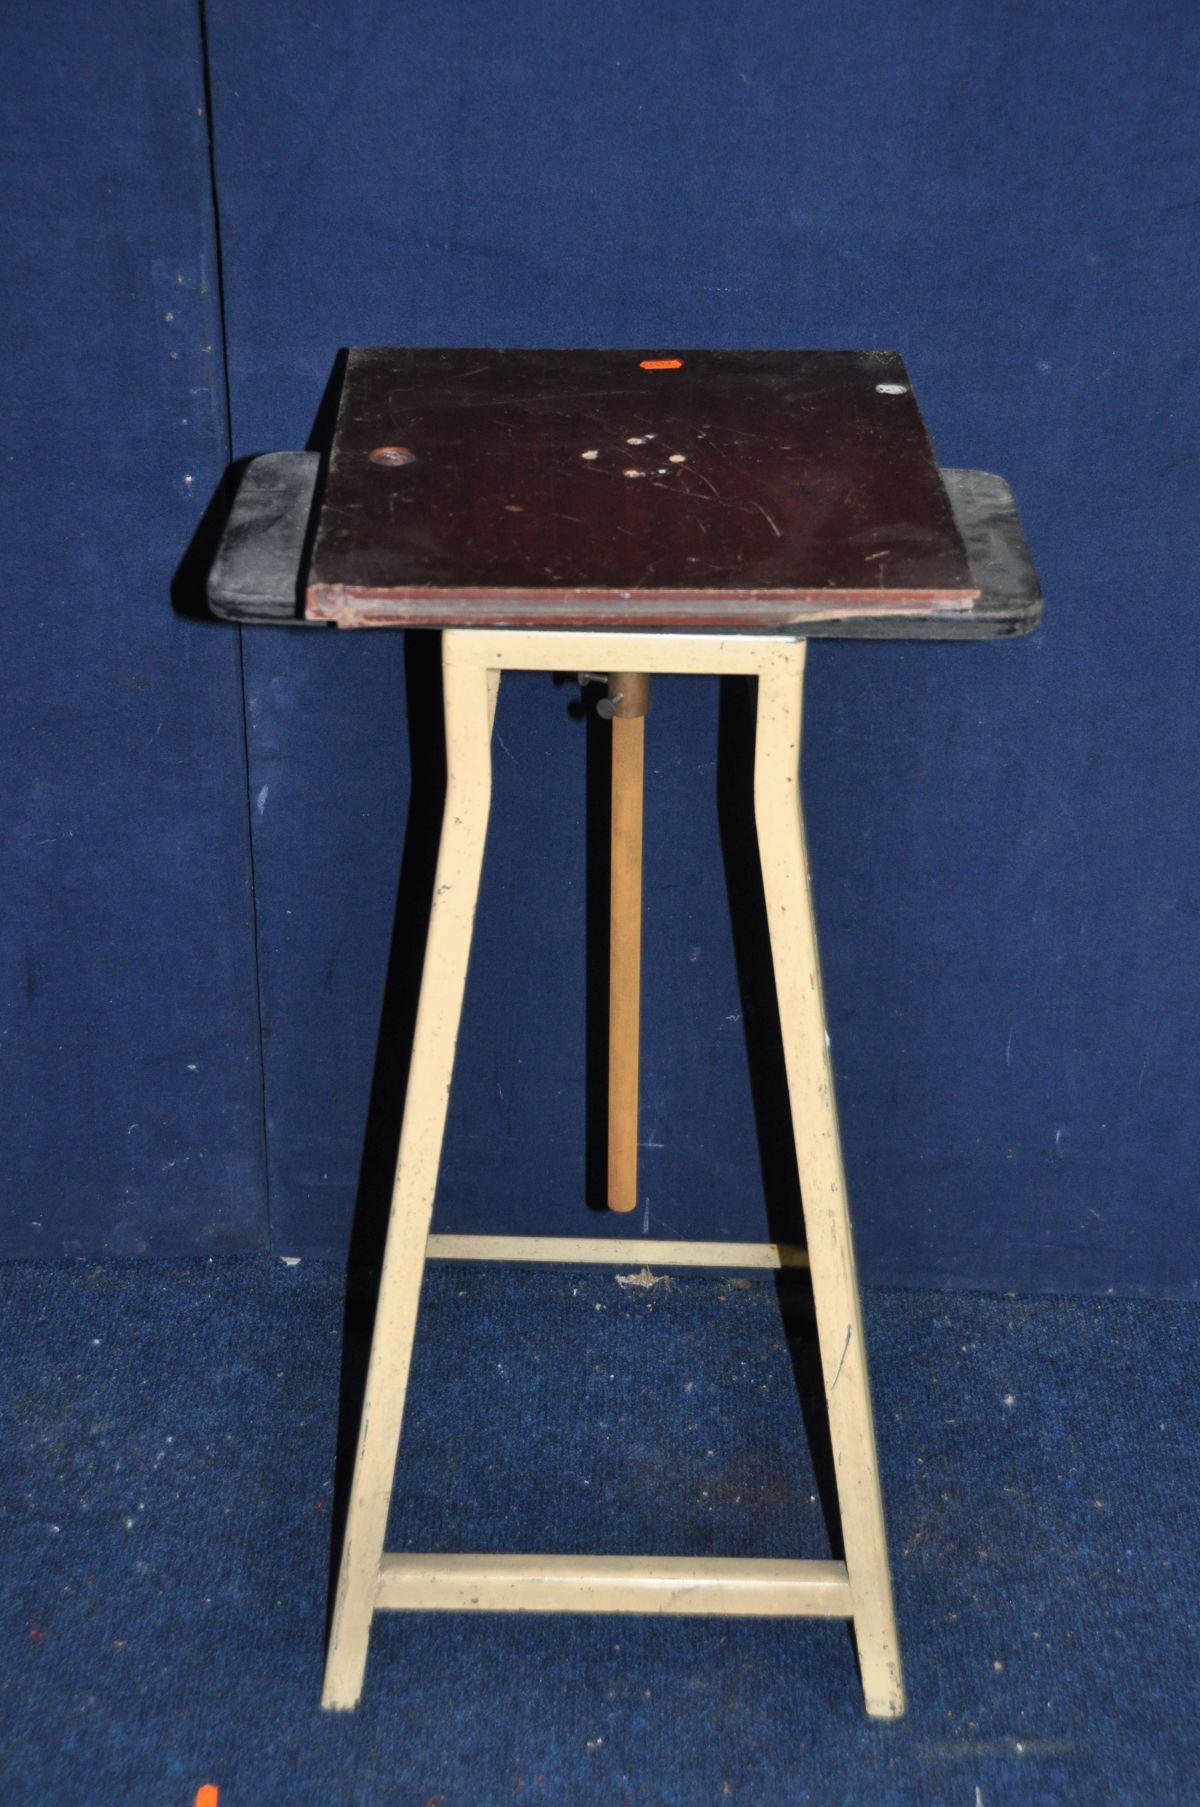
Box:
[753,649,905,1720]
[322,655,496,1710]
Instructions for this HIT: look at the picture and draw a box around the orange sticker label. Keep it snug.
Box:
[639,358,683,369]
[196,1788,219,1807]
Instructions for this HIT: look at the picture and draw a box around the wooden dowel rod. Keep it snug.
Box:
[607,672,649,1213]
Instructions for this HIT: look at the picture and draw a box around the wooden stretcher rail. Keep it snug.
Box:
[425,1233,810,1268]
[376,1554,853,1617]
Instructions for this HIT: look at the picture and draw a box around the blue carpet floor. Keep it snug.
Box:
[3,1257,1197,1805]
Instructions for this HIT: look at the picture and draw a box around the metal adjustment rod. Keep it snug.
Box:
[601,671,650,1213]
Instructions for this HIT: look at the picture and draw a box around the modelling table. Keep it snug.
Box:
[208,347,1041,1719]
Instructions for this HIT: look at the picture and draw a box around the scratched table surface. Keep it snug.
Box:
[304,347,979,631]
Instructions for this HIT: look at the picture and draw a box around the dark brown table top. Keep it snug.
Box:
[304,348,980,631]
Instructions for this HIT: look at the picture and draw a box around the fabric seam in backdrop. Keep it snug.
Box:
[196,0,273,1244]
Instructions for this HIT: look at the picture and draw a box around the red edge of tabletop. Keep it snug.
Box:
[304,584,981,629]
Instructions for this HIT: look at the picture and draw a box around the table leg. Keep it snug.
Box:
[753,652,905,1720]
[322,656,496,1710]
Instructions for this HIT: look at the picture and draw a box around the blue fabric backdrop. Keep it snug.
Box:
[202,0,1200,1294]
[0,2,267,1254]
[3,2,1197,1294]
